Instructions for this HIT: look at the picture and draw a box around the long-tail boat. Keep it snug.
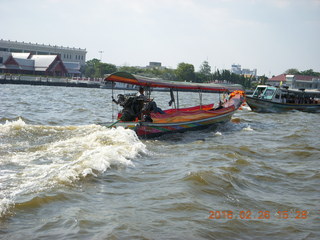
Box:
[246,85,320,113]
[104,72,245,138]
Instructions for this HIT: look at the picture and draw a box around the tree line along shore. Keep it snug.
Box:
[2,58,319,90]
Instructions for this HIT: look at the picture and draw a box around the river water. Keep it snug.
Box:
[0,84,319,240]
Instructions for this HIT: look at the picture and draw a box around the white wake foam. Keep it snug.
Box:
[243,125,254,131]
[0,119,146,217]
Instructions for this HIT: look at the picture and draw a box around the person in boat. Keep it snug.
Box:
[221,90,229,103]
[214,100,224,110]
[137,86,165,114]
[112,87,164,122]
[282,96,287,103]
[136,86,148,101]
[112,94,125,105]
[112,93,144,121]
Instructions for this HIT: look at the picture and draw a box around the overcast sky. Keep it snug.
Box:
[1,0,319,76]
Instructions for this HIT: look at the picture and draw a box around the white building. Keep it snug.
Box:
[0,51,81,77]
[231,64,242,75]
[0,39,86,66]
[146,62,166,70]
[231,64,257,77]
[267,74,320,89]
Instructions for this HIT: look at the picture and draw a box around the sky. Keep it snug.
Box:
[1,0,320,76]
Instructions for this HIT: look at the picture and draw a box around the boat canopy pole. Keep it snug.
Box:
[111,81,114,122]
[146,86,151,99]
[199,90,203,109]
[169,88,176,109]
[176,89,179,109]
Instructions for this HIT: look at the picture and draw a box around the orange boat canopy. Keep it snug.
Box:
[104,72,243,92]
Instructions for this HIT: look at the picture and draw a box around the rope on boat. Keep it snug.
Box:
[107,119,121,128]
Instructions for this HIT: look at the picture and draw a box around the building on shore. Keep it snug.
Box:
[231,64,257,77]
[266,74,320,89]
[147,62,163,69]
[0,52,80,77]
[0,39,86,77]
[0,39,86,66]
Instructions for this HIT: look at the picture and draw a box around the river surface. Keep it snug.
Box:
[0,84,319,240]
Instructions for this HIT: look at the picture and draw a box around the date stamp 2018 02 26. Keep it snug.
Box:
[208,210,309,220]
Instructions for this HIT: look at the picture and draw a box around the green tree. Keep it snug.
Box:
[284,68,300,75]
[94,62,117,77]
[199,61,211,78]
[84,58,100,77]
[104,63,117,74]
[84,59,117,78]
[212,69,221,80]
[175,62,195,81]
[194,72,206,83]
[118,66,144,74]
[221,70,231,82]
[160,68,178,81]
[258,75,268,85]
[300,69,320,77]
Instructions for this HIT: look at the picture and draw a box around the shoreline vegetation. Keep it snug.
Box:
[85,59,255,89]
[83,59,320,89]
[1,59,319,91]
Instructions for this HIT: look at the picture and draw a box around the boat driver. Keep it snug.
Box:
[136,86,148,101]
[137,87,165,117]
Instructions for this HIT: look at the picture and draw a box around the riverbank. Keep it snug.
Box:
[0,74,254,94]
[0,74,101,88]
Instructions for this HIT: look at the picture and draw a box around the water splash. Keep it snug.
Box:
[242,125,253,131]
[0,119,146,217]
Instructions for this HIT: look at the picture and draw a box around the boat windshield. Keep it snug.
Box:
[252,86,266,97]
[252,86,276,100]
[262,88,276,100]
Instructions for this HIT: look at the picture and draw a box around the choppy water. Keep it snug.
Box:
[0,84,319,240]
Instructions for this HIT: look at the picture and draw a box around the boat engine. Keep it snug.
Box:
[115,94,144,121]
